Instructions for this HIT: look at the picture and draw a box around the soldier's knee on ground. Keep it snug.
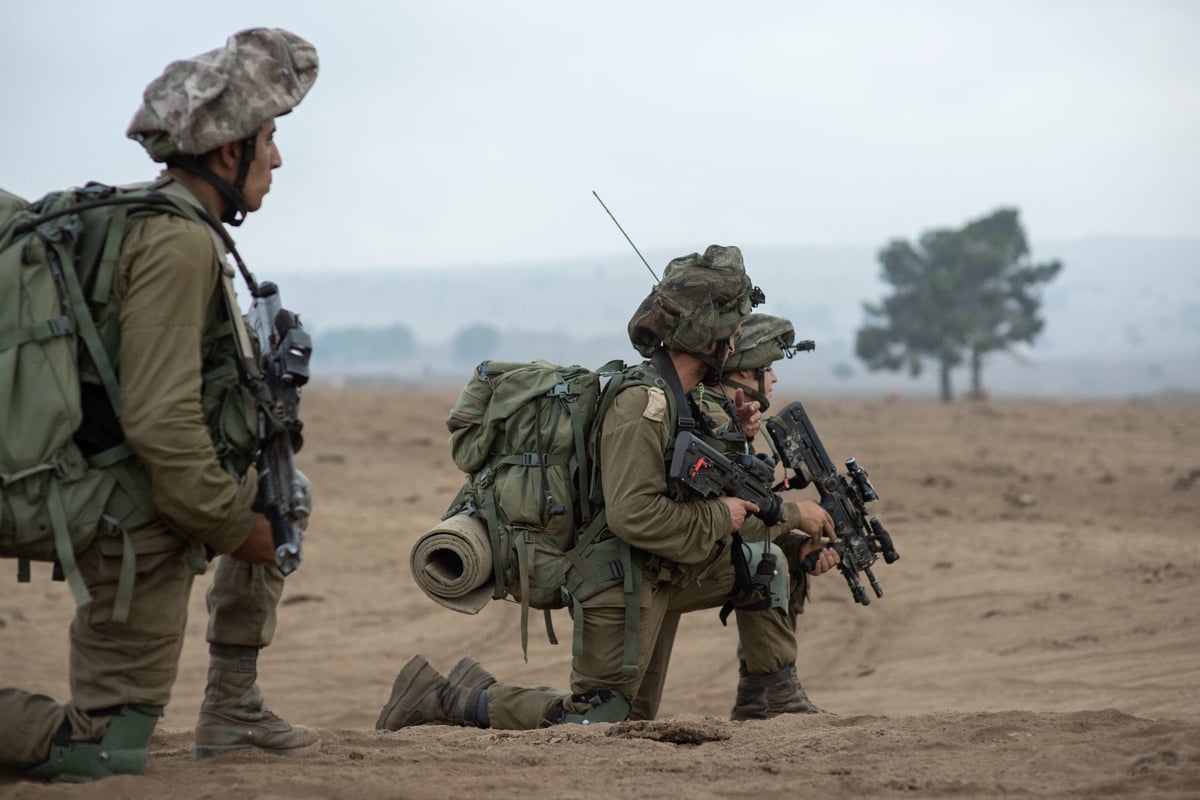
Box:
[541,688,631,727]
[27,704,161,783]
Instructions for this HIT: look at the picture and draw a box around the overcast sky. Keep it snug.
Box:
[3,1,1197,275]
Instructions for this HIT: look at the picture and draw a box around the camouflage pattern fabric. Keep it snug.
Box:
[627,244,758,357]
[724,313,796,372]
[127,28,318,161]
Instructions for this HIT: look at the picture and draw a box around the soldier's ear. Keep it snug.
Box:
[206,140,243,179]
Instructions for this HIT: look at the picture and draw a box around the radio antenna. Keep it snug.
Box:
[592,190,659,282]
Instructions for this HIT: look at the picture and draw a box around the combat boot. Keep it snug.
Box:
[729,661,769,721]
[28,705,162,782]
[762,663,822,716]
[448,656,496,694]
[376,655,486,730]
[194,644,320,759]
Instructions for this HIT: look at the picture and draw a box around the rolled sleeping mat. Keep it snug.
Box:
[410,512,494,614]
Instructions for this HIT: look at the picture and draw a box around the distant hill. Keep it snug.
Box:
[275,237,1199,399]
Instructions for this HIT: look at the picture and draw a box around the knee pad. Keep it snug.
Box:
[27,704,162,783]
[541,689,631,727]
[720,540,791,624]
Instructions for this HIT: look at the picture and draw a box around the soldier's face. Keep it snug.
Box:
[242,120,282,212]
[729,365,777,401]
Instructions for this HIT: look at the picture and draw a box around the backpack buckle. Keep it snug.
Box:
[608,559,625,580]
[521,452,549,467]
[98,514,125,538]
[46,315,74,337]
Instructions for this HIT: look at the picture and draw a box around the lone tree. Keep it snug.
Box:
[855,208,1062,402]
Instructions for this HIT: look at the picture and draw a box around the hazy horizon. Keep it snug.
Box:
[3,1,1198,277]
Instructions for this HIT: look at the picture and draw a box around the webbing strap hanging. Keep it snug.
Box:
[569,390,590,522]
[91,203,128,306]
[46,480,90,607]
[50,244,121,414]
[112,528,137,624]
[479,475,508,601]
[620,543,641,679]
[514,532,559,661]
[519,532,533,662]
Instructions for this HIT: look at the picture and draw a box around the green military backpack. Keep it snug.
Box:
[439,355,693,675]
[445,358,670,667]
[442,360,618,655]
[0,182,208,621]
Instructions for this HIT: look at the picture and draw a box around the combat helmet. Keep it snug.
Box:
[721,313,808,411]
[127,28,318,225]
[627,245,764,384]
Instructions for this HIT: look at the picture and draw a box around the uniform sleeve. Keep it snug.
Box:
[600,385,732,564]
[115,214,258,554]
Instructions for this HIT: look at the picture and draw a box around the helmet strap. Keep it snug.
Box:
[230,132,258,198]
[166,130,257,227]
[720,376,771,413]
[697,336,732,386]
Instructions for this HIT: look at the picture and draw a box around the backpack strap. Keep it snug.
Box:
[45,478,90,607]
[651,348,695,432]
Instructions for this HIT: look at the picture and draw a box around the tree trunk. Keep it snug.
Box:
[939,359,954,403]
[968,349,986,401]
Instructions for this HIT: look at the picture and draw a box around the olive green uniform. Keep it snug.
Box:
[0,177,260,768]
[630,387,808,720]
[482,368,797,729]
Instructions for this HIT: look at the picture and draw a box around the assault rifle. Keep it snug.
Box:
[248,281,312,575]
[669,431,785,528]
[763,400,898,605]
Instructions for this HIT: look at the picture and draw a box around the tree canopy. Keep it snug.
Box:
[855,208,1062,402]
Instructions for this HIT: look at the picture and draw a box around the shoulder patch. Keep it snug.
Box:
[642,386,667,422]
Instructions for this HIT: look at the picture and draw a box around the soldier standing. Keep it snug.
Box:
[0,28,319,780]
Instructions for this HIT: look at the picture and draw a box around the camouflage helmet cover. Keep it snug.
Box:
[627,244,758,358]
[724,313,795,373]
[127,28,318,161]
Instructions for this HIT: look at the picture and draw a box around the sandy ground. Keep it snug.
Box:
[2,387,1199,799]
